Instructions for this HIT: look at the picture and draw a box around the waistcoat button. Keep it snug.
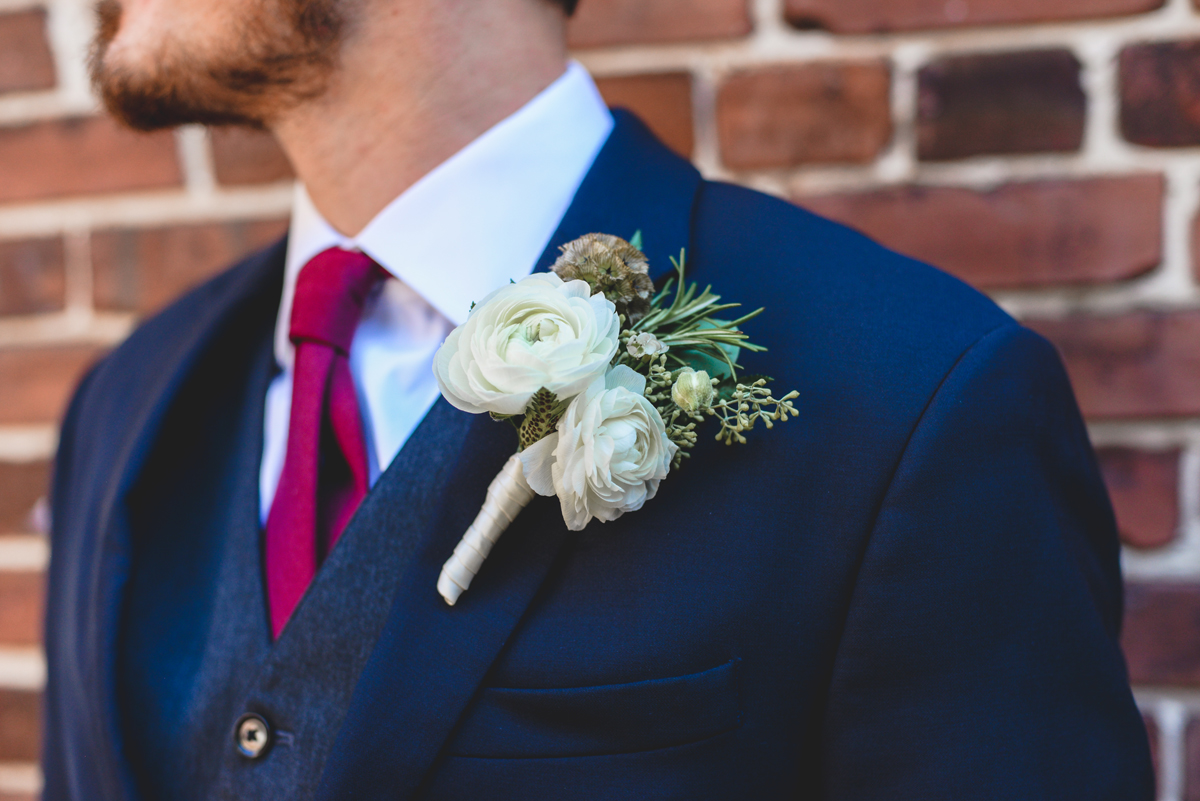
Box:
[234,713,272,759]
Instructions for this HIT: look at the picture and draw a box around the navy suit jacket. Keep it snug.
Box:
[43,111,1153,798]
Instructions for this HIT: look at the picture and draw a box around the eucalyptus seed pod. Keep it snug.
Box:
[437,455,536,606]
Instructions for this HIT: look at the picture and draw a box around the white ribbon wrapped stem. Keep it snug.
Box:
[438,454,536,606]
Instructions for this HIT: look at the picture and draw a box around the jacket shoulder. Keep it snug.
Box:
[688,180,1035,463]
[692,180,1011,344]
[691,178,1017,375]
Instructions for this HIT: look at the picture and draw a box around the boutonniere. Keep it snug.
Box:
[432,233,799,605]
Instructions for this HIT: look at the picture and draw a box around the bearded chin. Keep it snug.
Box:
[89,0,343,131]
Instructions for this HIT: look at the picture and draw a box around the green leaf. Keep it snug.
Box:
[684,351,734,381]
[686,319,741,380]
[629,230,644,251]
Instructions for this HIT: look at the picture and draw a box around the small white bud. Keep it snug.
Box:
[627,331,669,360]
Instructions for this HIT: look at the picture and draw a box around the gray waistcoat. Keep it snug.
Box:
[116,324,471,800]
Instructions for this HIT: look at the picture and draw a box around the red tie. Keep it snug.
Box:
[265,247,387,639]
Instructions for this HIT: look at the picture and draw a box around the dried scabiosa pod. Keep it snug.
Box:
[552,233,655,325]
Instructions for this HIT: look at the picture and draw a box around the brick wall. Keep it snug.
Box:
[2,0,1200,795]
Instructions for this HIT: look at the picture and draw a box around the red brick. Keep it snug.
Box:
[568,0,751,48]
[0,462,49,535]
[1181,711,1200,801]
[0,116,181,205]
[1096,448,1179,550]
[784,0,1164,34]
[0,238,65,315]
[1184,719,1200,801]
[1026,312,1200,419]
[92,219,288,315]
[1191,210,1200,283]
[210,127,294,186]
[717,62,892,170]
[0,345,103,425]
[1121,40,1200,148]
[0,10,56,95]
[918,50,1086,161]
[1124,583,1200,684]
[0,572,44,646]
[0,690,39,761]
[800,175,1162,290]
[596,73,694,157]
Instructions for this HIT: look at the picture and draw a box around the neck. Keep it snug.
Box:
[271,0,568,236]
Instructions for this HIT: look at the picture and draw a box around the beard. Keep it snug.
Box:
[89,0,345,130]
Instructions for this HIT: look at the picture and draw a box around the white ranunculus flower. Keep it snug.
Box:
[520,365,678,531]
[434,273,621,416]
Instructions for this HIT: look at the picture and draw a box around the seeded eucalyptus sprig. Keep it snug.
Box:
[643,355,799,455]
[707,380,800,445]
[645,358,699,468]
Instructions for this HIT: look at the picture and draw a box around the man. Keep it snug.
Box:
[43,0,1153,796]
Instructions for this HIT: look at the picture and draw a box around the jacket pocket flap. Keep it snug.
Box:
[448,659,741,758]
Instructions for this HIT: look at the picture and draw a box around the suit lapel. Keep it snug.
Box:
[78,241,286,798]
[316,111,703,799]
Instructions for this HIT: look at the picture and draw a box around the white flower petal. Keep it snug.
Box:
[605,364,648,396]
[518,434,559,497]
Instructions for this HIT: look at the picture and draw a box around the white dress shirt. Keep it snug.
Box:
[259,62,614,523]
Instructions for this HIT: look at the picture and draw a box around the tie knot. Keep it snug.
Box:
[290,248,387,353]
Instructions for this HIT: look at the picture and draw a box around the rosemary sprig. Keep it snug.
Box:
[631,251,766,381]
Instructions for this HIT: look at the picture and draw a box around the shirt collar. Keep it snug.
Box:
[275,61,614,370]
